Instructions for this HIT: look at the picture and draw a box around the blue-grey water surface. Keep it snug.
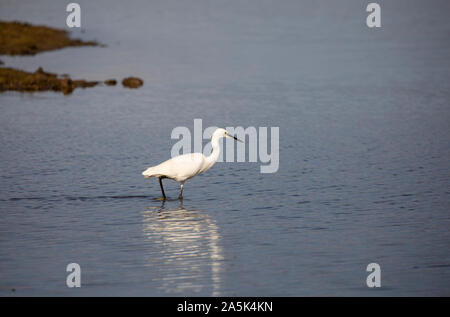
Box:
[0,0,449,296]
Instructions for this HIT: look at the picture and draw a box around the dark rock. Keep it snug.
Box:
[122,77,143,89]
[73,80,99,88]
[104,79,117,86]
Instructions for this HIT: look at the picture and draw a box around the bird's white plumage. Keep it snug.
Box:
[142,152,205,182]
[142,128,240,199]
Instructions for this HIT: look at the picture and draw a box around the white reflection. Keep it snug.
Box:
[142,201,223,295]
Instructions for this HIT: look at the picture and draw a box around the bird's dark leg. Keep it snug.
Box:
[158,177,166,200]
[178,183,184,200]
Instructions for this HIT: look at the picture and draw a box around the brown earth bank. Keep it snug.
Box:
[0,21,98,55]
[0,21,144,94]
[0,67,100,95]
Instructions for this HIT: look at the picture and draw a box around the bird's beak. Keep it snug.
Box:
[226,132,243,143]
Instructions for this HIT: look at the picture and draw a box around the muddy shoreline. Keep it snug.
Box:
[0,67,100,95]
[0,21,143,94]
[0,21,98,56]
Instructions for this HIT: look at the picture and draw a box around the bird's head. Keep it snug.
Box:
[214,128,243,142]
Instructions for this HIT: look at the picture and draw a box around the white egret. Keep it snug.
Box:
[142,128,242,200]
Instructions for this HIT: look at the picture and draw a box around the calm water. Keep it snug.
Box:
[0,0,449,296]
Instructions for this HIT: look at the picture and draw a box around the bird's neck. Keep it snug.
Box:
[205,136,221,168]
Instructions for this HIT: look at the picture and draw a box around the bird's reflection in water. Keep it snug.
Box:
[142,200,223,295]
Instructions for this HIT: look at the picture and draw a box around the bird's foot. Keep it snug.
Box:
[155,197,166,201]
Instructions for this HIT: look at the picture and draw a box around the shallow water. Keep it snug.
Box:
[0,0,449,296]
